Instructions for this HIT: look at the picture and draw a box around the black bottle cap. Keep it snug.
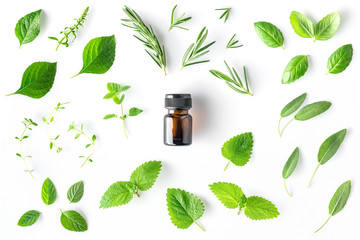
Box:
[165,94,192,109]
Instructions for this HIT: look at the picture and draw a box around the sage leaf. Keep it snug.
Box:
[290,11,315,39]
[282,55,309,84]
[315,12,340,41]
[327,44,353,74]
[254,21,284,49]
[15,10,41,48]
[130,161,161,191]
[41,177,57,205]
[18,210,41,227]
[209,182,245,209]
[100,181,136,208]
[244,196,279,220]
[60,210,88,232]
[282,147,300,197]
[67,181,84,203]
[8,62,57,99]
[222,132,253,171]
[166,188,205,231]
[315,180,351,233]
[280,93,307,118]
[308,129,347,187]
[294,101,331,121]
[73,35,116,77]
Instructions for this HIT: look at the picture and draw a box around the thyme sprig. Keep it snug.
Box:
[68,122,96,168]
[226,34,243,49]
[121,6,167,75]
[15,118,37,179]
[181,27,216,70]
[49,7,89,51]
[209,61,253,96]
[169,5,192,31]
[215,8,231,23]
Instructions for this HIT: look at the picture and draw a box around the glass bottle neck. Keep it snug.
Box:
[168,109,189,115]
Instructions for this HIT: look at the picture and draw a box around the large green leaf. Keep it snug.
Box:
[327,44,353,74]
[318,129,347,165]
[329,180,351,216]
[315,12,340,41]
[17,210,41,227]
[130,161,162,191]
[100,181,135,208]
[73,35,116,77]
[41,178,57,205]
[282,147,300,179]
[60,210,88,232]
[294,101,331,121]
[166,188,205,230]
[221,132,253,168]
[15,10,41,47]
[244,196,279,220]
[67,181,84,203]
[8,62,57,99]
[209,182,245,209]
[280,93,307,117]
[282,55,309,84]
[290,11,315,39]
[254,21,284,48]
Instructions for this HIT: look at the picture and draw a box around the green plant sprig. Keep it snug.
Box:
[103,83,143,139]
[169,5,191,31]
[15,118,37,179]
[226,34,243,49]
[215,8,231,23]
[43,102,70,153]
[68,122,96,167]
[210,61,252,96]
[121,6,167,75]
[181,27,216,70]
[49,7,89,51]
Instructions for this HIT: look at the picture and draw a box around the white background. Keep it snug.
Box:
[0,0,359,239]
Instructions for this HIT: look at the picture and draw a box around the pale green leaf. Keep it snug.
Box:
[41,178,57,205]
[244,196,279,220]
[294,101,331,121]
[318,129,347,165]
[280,93,307,117]
[67,181,84,203]
[290,11,315,39]
[254,21,284,48]
[15,10,41,47]
[100,181,135,208]
[282,147,299,179]
[18,210,41,227]
[130,161,162,191]
[282,55,309,84]
[60,210,88,232]
[221,132,253,167]
[315,12,340,41]
[209,182,244,209]
[327,44,353,74]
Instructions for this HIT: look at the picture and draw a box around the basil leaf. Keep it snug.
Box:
[41,177,57,205]
[67,181,84,203]
[100,181,136,208]
[318,129,347,165]
[8,62,57,99]
[60,210,88,232]
[130,161,161,191]
[282,55,309,84]
[280,93,307,117]
[254,21,284,49]
[129,107,143,117]
[294,101,331,121]
[15,10,41,47]
[18,210,41,227]
[315,12,340,41]
[73,35,116,77]
[290,11,315,39]
[282,147,299,179]
[327,44,353,74]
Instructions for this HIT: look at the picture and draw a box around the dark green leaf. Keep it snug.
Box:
[294,101,331,121]
[103,114,117,119]
[67,181,84,203]
[129,107,143,116]
[41,177,57,205]
[282,55,309,84]
[327,44,353,74]
[282,147,299,179]
[60,210,88,232]
[17,210,41,227]
[281,93,307,117]
[329,180,351,216]
[318,129,347,165]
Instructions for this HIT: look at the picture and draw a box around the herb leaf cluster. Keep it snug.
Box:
[169,5,191,31]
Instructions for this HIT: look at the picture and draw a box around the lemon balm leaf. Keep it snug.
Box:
[130,161,162,191]
[244,196,279,220]
[209,182,245,209]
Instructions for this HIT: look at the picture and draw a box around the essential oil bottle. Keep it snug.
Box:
[164,94,192,146]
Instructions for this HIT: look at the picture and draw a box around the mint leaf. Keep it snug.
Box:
[244,196,279,220]
[254,21,284,49]
[166,188,205,231]
[18,210,41,227]
[15,10,41,48]
[41,178,57,205]
[100,181,135,208]
[67,181,84,203]
[327,44,353,74]
[315,12,340,41]
[60,210,88,232]
[209,182,245,209]
[104,114,117,119]
[129,107,143,117]
[130,161,162,191]
[8,62,57,99]
[290,11,315,39]
[222,132,253,171]
[282,55,309,84]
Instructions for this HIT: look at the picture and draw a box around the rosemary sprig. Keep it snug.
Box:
[68,122,96,168]
[169,5,192,31]
[103,83,143,139]
[49,7,89,51]
[209,61,253,96]
[215,8,231,23]
[181,27,216,70]
[15,118,37,179]
[226,34,243,49]
[43,102,70,153]
[121,6,167,75]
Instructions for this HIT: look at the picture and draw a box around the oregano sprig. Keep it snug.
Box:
[169,5,191,31]
[43,102,69,153]
[49,7,89,51]
[181,27,216,69]
[122,6,167,75]
[209,61,252,96]
[215,8,231,23]
[226,34,243,49]
[103,83,142,139]
[68,122,96,167]
[15,118,37,179]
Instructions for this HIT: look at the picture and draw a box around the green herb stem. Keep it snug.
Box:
[46,107,60,152]
[73,128,96,168]
[284,179,291,197]
[224,160,231,171]
[194,221,205,232]
[18,123,34,179]
[279,118,295,137]
[237,207,243,215]
[314,215,331,233]
[278,117,282,136]
[308,163,320,187]
[120,103,128,139]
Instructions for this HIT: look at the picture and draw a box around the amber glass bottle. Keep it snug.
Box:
[164,94,192,146]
